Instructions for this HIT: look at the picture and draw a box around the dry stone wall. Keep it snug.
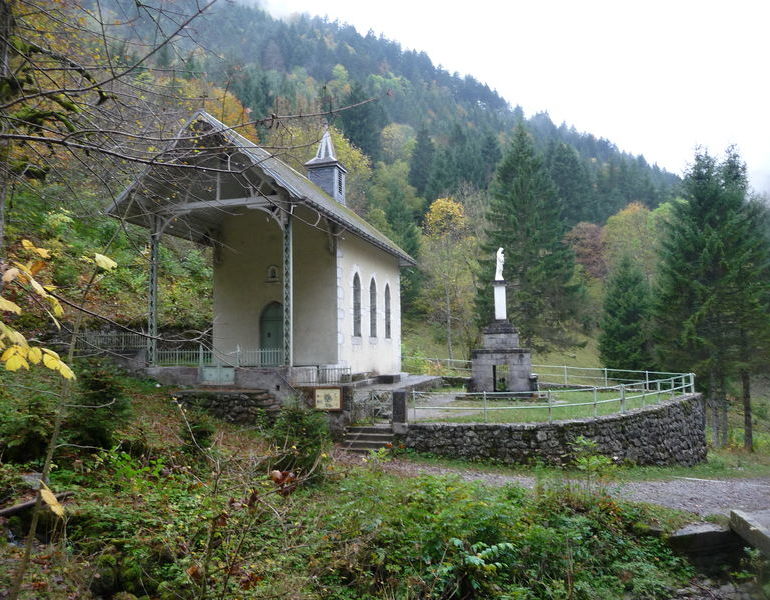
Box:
[174,389,280,424]
[404,394,706,466]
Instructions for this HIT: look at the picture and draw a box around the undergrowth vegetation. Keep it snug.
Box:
[0,370,701,600]
[2,368,768,599]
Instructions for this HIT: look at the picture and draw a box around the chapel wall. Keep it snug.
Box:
[337,234,402,375]
[292,207,338,365]
[212,212,283,358]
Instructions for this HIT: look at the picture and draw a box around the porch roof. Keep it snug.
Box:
[106,110,415,267]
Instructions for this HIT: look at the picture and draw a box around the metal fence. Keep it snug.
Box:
[408,371,695,423]
[291,365,352,386]
[401,356,688,389]
[75,330,148,352]
[350,389,393,424]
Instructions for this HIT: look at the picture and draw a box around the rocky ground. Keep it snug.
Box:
[375,458,770,516]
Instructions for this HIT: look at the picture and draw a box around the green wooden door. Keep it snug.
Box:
[259,302,283,366]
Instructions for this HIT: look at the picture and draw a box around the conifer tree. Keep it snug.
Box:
[599,255,653,372]
[338,80,386,160]
[546,142,594,225]
[408,126,435,198]
[654,148,770,447]
[477,124,580,350]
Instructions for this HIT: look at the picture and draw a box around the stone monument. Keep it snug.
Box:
[469,248,535,392]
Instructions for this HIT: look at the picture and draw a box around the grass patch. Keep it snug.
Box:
[413,387,680,423]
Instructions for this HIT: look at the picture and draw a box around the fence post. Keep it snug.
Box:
[604,368,608,387]
[645,370,650,391]
[563,365,568,385]
[198,344,203,368]
[689,373,695,393]
[412,388,417,422]
[483,390,487,422]
[620,384,626,412]
[593,386,598,417]
[656,379,661,404]
[547,390,553,423]
[669,377,675,400]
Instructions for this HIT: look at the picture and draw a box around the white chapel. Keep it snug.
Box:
[108,111,414,385]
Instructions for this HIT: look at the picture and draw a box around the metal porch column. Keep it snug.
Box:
[282,212,293,366]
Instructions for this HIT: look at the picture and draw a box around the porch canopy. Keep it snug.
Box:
[107,111,414,366]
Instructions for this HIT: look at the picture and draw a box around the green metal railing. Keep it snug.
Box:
[408,370,695,423]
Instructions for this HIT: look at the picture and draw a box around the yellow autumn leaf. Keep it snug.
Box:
[94,253,118,271]
[58,362,76,380]
[2,267,19,283]
[28,277,48,297]
[21,239,34,250]
[7,329,27,346]
[47,296,64,317]
[5,353,30,371]
[0,297,22,314]
[34,247,51,259]
[40,482,65,519]
[42,353,59,370]
[1,345,24,361]
[27,346,42,364]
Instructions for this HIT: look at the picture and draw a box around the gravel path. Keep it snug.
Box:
[377,459,770,516]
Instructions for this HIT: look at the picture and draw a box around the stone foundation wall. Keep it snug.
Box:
[404,394,706,467]
[174,389,280,424]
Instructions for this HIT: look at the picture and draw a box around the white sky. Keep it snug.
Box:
[261,0,770,194]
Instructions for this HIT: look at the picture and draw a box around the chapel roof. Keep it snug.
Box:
[106,110,414,266]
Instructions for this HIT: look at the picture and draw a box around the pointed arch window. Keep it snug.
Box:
[353,273,361,337]
[384,284,391,339]
[370,278,377,337]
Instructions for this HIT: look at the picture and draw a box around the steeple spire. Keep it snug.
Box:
[305,127,347,205]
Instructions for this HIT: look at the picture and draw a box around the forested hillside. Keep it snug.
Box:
[100,0,679,226]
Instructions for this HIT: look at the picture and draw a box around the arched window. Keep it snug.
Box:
[370,278,377,337]
[353,273,361,337]
[384,284,391,339]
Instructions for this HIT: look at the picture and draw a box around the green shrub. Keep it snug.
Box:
[0,373,57,463]
[268,401,330,476]
[179,408,216,453]
[65,357,132,450]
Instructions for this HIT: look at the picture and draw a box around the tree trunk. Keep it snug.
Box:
[445,287,453,360]
[741,369,753,452]
[0,0,13,259]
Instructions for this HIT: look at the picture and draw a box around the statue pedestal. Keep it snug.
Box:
[469,320,535,393]
[493,280,507,320]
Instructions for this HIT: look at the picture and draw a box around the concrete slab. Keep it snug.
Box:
[669,522,744,575]
[730,509,770,557]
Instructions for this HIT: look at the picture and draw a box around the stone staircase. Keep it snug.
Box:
[341,424,394,453]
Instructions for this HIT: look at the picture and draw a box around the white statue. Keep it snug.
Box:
[494,247,504,280]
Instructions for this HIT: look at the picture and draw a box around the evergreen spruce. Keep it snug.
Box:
[654,148,770,447]
[408,126,435,198]
[598,255,653,372]
[338,80,386,160]
[478,124,580,351]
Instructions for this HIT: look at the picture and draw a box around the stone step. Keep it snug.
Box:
[342,424,394,453]
[346,425,392,434]
[344,440,393,451]
[343,432,394,443]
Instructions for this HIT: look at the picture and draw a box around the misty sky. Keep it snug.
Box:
[261,0,769,194]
